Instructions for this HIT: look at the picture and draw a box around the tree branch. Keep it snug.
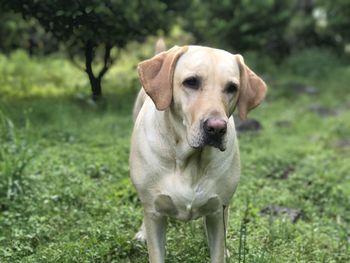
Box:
[85,40,95,77]
[97,43,113,80]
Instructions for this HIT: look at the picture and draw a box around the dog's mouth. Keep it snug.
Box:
[205,136,226,151]
[188,133,227,152]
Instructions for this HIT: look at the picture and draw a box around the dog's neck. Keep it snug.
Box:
[154,107,214,184]
[155,105,200,163]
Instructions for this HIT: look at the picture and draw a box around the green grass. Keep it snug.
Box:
[0,49,349,263]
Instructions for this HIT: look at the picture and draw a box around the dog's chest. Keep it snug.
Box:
[154,156,229,221]
[155,178,220,220]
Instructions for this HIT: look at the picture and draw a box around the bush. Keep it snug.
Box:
[284,48,343,78]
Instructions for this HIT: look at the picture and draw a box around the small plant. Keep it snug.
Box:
[0,111,35,204]
[237,199,252,263]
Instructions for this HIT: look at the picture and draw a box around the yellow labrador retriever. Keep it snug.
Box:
[130,45,267,263]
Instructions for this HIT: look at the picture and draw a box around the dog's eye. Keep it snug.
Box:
[225,83,238,94]
[183,77,200,90]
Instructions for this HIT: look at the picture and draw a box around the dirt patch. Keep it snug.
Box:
[260,205,302,223]
[308,104,339,117]
[275,120,292,128]
[266,166,295,180]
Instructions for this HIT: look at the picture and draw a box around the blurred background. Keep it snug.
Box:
[0,1,349,262]
[0,0,349,99]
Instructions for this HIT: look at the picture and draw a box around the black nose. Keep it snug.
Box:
[203,118,227,137]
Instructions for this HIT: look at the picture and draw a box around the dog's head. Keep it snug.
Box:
[138,45,267,151]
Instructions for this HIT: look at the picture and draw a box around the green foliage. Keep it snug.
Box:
[0,50,87,98]
[184,0,293,56]
[0,49,350,262]
[319,0,350,48]
[182,0,350,58]
[0,111,34,206]
[1,0,176,99]
[2,0,350,59]
[284,47,344,78]
[2,0,169,49]
[0,10,58,55]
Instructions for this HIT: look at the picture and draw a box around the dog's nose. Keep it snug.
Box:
[203,118,227,137]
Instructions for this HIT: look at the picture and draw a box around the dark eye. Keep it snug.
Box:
[225,83,238,94]
[183,77,200,90]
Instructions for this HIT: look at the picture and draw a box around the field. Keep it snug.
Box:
[0,48,350,263]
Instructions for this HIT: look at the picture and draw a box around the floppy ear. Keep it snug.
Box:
[235,54,267,120]
[137,46,188,110]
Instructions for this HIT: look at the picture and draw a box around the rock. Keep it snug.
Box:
[235,117,262,133]
[334,138,350,149]
[304,86,319,95]
[308,104,338,117]
[275,120,292,128]
[260,205,302,223]
[289,83,319,95]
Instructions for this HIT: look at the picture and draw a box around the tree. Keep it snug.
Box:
[182,0,294,58]
[319,0,350,52]
[1,0,173,100]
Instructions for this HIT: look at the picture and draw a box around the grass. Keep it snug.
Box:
[0,48,350,263]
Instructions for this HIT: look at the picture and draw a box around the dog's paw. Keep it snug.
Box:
[225,248,231,259]
[134,230,146,243]
[134,222,147,243]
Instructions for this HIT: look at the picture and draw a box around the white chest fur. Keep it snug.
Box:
[151,146,238,221]
[155,171,222,220]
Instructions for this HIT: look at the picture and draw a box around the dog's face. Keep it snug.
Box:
[138,45,267,151]
[172,47,240,151]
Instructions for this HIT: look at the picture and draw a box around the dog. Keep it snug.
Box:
[129,45,267,263]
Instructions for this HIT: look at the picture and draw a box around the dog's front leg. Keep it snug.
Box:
[205,210,225,263]
[144,211,167,263]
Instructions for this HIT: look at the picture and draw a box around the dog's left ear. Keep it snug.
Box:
[138,46,188,110]
[235,55,267,120]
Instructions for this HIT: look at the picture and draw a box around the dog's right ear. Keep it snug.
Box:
[137,46,188,111]
[235,55,267,120]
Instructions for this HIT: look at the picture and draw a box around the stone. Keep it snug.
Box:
[235,117,262,133]
[289,83,319,95]
[308,104,338,117]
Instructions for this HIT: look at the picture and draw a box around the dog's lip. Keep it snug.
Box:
[208,142,226,152]
[205,134,227,151]
[218,145,226,152]
[189,141,226,152]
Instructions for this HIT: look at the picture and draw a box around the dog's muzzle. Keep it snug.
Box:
[202,117,227,151]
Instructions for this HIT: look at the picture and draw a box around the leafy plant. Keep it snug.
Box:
[1,0,175,100]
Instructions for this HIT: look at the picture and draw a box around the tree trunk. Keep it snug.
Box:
[87,74,102,101]
[84,40,113,101]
